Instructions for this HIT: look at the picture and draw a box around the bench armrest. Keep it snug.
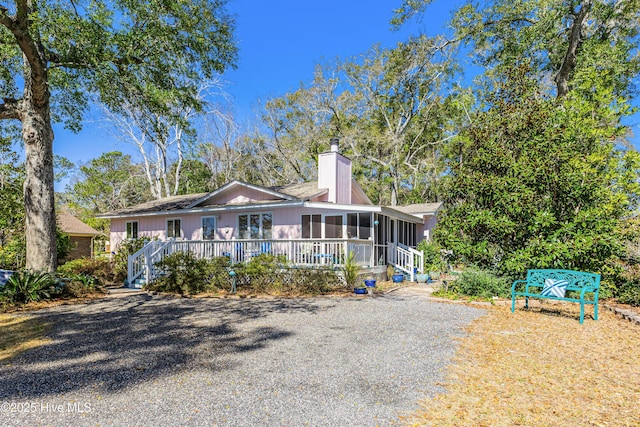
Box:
[511,280,528,293]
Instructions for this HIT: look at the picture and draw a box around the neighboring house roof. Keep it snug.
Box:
[390,202,443,217]
[57,214,101,236]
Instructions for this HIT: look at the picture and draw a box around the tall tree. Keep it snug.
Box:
[436,65,640,277]
[0,0,237,271]
[393,0,640,100]
[67,151,150,215]
[254,37,459,204]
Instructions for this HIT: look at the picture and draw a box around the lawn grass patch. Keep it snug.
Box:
[405,303,640,426]
[0,314,50,362]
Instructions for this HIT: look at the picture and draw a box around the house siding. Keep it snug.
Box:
[109,205,388,252]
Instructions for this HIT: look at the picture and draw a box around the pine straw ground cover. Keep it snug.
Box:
[405,301,640,427]
[0,314,50,362]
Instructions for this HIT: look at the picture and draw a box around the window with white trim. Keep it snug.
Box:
[347,213,372,239]
[167,218,182,239]
[301,214,321,239]
[126,221,138,239]
[202,216,217,240]
[238,213,272,239]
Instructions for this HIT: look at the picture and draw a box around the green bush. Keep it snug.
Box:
[147,251,216,295]
[1,270,56,304]
[57,257,115,285]
[287,268,342,294]
[616,263,640,306]
[450,268,511,299]
[234,253,288,293]
[59,274,104,298]
[417,240,443,271]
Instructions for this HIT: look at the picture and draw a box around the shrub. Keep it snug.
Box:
[1,270,56,304]
[616,263,640,306]
[57,257,115,285]
[59,274,104,298]
[286,268,342,294]
[417,240,443,271]
[147,251,215,295]
[450,268,511,299]
[234,253,288,293]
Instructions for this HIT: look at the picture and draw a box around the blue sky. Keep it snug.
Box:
[52,1,460,172]
[51,0,639,183]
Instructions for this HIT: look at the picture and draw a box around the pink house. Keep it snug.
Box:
[99,140,441,287]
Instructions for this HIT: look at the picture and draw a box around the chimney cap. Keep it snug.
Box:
[329,138,339,152]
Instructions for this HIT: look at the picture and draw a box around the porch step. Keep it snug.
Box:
[128,276,147,289]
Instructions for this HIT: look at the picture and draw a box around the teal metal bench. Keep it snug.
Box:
[511,269,600,324]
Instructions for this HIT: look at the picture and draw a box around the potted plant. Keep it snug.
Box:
[343,251,364,294]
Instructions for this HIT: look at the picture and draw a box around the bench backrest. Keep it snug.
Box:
[526,269,600,290]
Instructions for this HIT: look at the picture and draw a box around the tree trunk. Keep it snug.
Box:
[22,108,57,272]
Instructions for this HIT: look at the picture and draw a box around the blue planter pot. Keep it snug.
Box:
[364,279,376,287]
[392,274,404,283]
[354,287,367,294]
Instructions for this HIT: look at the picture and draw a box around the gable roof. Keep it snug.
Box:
[187,180,297,208]
[57,214,101,236]
[99,193,208,217]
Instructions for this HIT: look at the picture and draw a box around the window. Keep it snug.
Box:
[347,213,372,239]
[325,215,343,238]
[202,216,217,240]
[167,219,181,239]
[126,221,138,239]
[302,214,321,239]
[238,213,272,239]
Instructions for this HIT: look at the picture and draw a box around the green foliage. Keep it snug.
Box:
[56,230,73,263]
[436,65,640,280]
[416,240,443,271]
[0,146,24,249]
[67,152,151,215]
[449,268,511,299]
[0,238,25,270]
[0,229,76,271]
[1,271,56,304]
[112,237,151,283]
[57,257,115,285]
[60,274,103,298]
[149,251,216,295]
[233,253,288,293]
[342,251,360,288]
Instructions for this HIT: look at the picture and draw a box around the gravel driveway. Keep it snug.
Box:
[1,288,484,426]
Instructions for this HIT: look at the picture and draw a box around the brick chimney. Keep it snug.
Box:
[317,138,352,204]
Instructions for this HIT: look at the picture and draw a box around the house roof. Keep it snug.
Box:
[57,214,101,236]
[100,193,208,217]
[390,202,443,216]
[272,182,328,200]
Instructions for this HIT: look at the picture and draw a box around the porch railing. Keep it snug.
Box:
[388,242,424,282]
[128,238,375,286]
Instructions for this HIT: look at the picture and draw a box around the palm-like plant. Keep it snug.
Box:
[3,270,54,304]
